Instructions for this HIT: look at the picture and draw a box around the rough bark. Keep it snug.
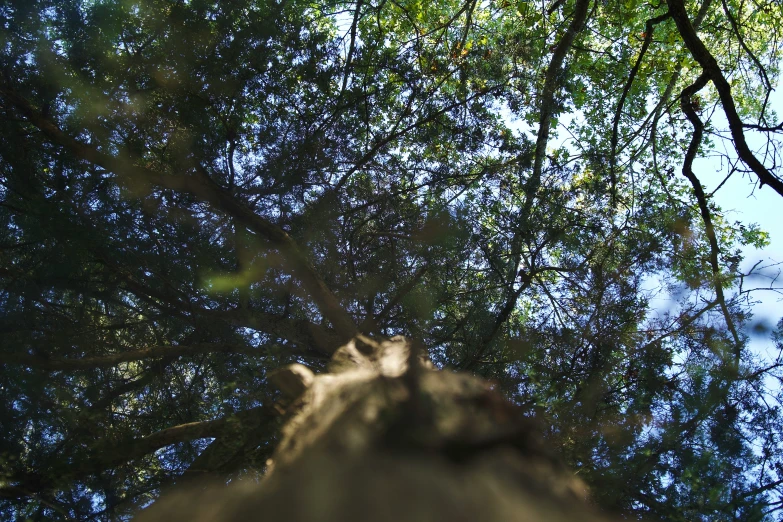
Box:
[136,336,615,522]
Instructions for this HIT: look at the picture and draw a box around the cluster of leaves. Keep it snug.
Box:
[1,0,782,520]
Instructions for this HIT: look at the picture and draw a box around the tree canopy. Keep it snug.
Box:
[1,0,782,519]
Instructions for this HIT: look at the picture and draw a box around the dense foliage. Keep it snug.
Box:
[1,0,782,519]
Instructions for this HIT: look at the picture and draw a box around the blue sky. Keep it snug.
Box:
[696,84,783,357]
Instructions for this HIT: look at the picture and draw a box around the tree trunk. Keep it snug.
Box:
[136,336,613,522]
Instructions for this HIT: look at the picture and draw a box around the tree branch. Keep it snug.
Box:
[0,405,276,500]
[487,0,592,370]
[0,343,263,371]
[0,85,358,342]
[610,10,671,204]
[530,0,591,192]
[667,0,783,196]
[679,75,742,356]
[358,263,429,332]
